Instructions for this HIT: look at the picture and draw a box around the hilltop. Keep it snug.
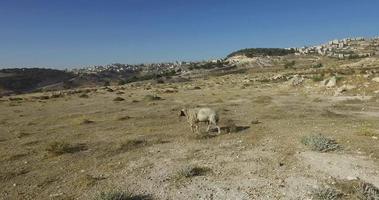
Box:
[1,36,379,97]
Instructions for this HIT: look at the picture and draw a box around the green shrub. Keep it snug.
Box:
[301,134,340,152]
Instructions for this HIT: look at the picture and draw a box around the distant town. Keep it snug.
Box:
[69,37,379,75]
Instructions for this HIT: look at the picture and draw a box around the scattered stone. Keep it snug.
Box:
[290,75,304,86]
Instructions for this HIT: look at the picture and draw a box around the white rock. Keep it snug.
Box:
[326,76,337,87]
[371,77,379,82]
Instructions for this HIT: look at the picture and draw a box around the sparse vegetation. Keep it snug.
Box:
[312,63,324,68]
[355,181,379,200]
[79,94,89,98]
[46,141,87,155]
[284,60,296,69]
[96,190,151,200]
[80,119,95,124]
[117,116,131,121]
[301,134,341,152]
[312,187,344,200]
[312,74,324,82]
[143,94,162,101]
[118,139,148,152]
[175,166,210,180]
[113,97,125,101]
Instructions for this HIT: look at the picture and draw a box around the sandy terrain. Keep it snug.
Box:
[1,66,379,199]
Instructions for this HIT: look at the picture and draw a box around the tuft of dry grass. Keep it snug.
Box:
[118,139,148,152]
[79,94,89,98]
[301,134,341,152]
[312,187,344,200]
[253,96,273,104]
[113,97,125,101]
[117,116,131,121]
[96,190,152,200]
[80,119,95,124]
[143,94,162,101]
[46,141,87,155]
[9,97,23,101]
[175,166,211,180]
[355,181,379,200]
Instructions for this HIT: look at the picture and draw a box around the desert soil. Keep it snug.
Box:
[1,73,379,199]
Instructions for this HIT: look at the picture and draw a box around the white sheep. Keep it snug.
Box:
[179,107,221,134]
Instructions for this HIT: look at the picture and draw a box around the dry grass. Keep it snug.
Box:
[319,180,379,200]
[46,141,87,155]
[80,119,95,124]
[118,139,148,152]
[79,94,89,98]
[117,116,131,121]
[312,187,344,200]
[175,166,211,180]
[113,97,125,101]
[96,190,152,200]
[253,95,273,104]
[143,94,162,101]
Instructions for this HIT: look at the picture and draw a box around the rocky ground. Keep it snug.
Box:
[1,55,379,200]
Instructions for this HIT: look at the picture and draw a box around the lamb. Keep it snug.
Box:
[179,107,221,134]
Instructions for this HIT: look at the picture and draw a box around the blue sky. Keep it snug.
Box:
[0,0,378,68]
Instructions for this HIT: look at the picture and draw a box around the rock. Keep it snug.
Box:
[290,75,304,86]
[334,84,356,95]
[326,76,337,87]
[371,77,379,82]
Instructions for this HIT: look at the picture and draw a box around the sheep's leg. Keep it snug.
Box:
[195,124,200,133]
[190,124,195,133]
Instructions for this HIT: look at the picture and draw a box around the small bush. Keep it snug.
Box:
[312,187,344,200]
[79,94,89,98]
[104,81,110,86]
[81,119,95,124]
[312,63,323,68]
[284,60,296,69]
[46,142,86,155]
[113,97,125,101]
[143,95,162,101]
[355,181,379,200]
[301,134,340,152]
[176,166,210,179]
[312,75,324,82]
[118,139,147,152]
[118,80,126,86]
[117,116,131,121]
[8,97,23,101]
[96,190,151,200]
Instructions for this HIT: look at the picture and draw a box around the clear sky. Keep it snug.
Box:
[0,0,378,68]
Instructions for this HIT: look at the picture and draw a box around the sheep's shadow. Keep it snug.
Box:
[205,125,250,135]
[220,125,250,133]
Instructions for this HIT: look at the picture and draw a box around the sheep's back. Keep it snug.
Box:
[197,108,217,122]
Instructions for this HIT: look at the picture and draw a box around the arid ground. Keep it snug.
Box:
[1,57,379,199]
